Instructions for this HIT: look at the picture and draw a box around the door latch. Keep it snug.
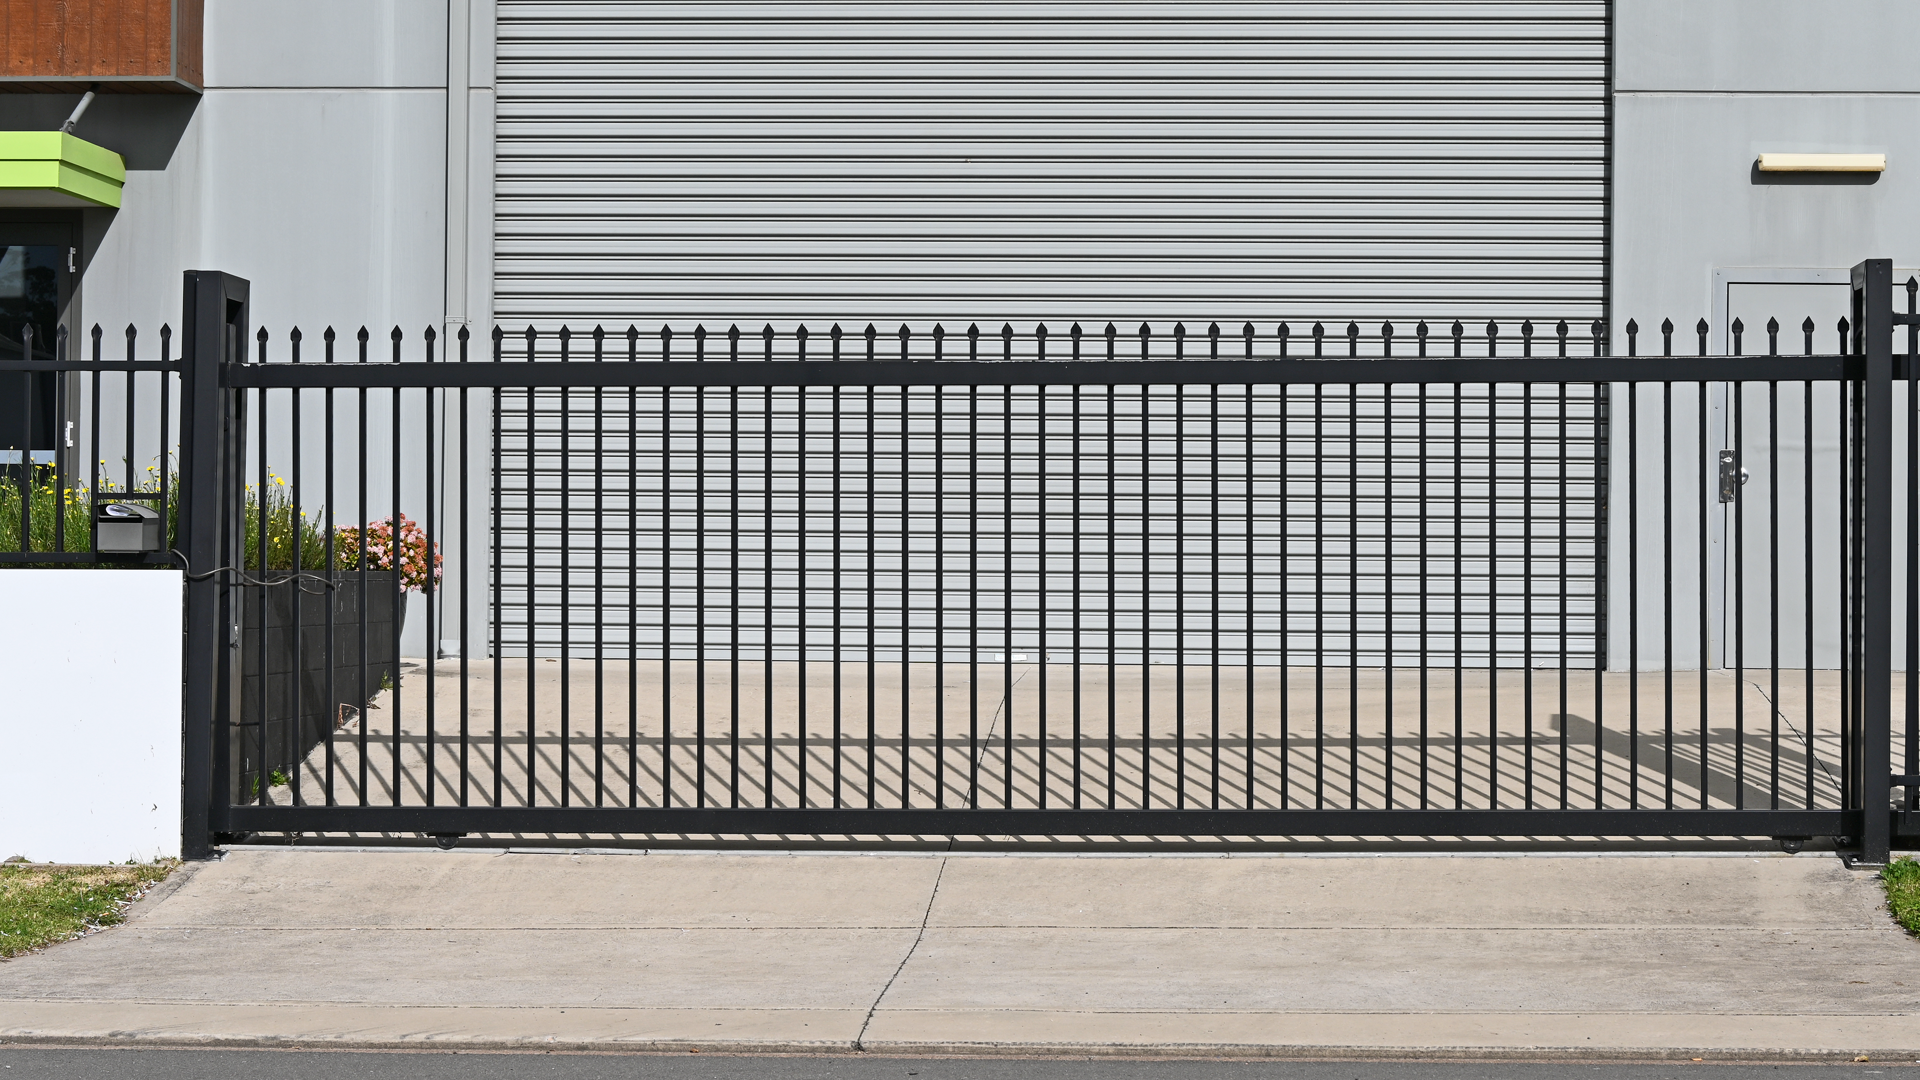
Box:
[1718,449,1749,503]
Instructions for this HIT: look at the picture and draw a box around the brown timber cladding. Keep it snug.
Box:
[0,0,202,92]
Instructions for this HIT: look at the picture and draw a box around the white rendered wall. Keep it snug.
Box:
[0,570,183,863]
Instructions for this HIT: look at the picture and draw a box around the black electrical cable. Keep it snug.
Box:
[167,548,339,594]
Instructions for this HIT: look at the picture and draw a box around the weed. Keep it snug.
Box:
[1885,856,1920,936]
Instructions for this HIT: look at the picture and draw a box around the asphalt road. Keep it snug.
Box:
[2,1051,1919,1080]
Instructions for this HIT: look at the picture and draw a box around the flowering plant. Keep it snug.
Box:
[336,513,443,592]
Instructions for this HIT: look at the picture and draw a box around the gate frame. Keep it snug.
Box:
[177,261,1910,862]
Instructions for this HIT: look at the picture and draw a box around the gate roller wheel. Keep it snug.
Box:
[1773,836,1807,854]
[429,833,466,851]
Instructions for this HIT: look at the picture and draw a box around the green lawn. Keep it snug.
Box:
[1886,857,1920,937]
[0,861,177,958]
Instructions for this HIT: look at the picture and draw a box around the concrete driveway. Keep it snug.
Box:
[0,848,1915,1059]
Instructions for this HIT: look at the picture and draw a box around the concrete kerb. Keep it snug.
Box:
[4,1033,1920,1063]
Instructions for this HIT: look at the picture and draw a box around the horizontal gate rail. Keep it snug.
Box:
[225,805,1851,838]
[219,355,1867,389]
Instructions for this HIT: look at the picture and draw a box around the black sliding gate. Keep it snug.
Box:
[50,264,1920,857]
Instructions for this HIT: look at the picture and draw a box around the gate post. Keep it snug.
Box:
[179,271,250,860]
[1851,258,1893,866]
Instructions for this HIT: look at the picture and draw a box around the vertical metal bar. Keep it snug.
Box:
[1628,378,1639,809]
[1854,258,1894,864]
[1487,378,1500,809]
[50,327,64,554]
[1210,378,1222,810]
[761,361,773,808]
[1770,373,1780,808]
[1140,375,1152,806]
[729,364,740,808]
[1038,376,1049,809]
[1663,377,1674,809]
[865,377,876,809]
[1073,380,1084,808]
[1908,279,1920,816]
[1175,374,1186,809]
[1734,375,1746,809]
[1347,379,1358,810]
[423,328,438,808]
[898,368,911,810]
[1384,378,1395,808]
[1805,359,1816,808]
[594,327,607,809]
[490,327,504,808]
[1315,381,1325,809]
[1698,377,1710,808]
[324,328,338,806]
[968,380,979,808]
[459,327,472,808]
[935,375,947,809]
[288,328,303,809]
[389,328,404,808]
[833,374,844,809]
[1523,380,1534,809]
[796,366,807,808]
[1453,375,1463,808]
[1419,380,1429,808]
[1245,378,1256,808]
[524,331,542,803]
[87,325,101,554]
[125,326,137,495]
[1558,377,1570,811]
[1281,380,1292,808]
[255,330,270,807]
[1107,380,1118,808]
[1003,381,1014,808]
[628,328,641,809]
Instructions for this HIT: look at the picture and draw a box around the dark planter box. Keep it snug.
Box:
[236,571,407,798]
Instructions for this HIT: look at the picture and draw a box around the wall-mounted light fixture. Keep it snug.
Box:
[1756,153,1886,173]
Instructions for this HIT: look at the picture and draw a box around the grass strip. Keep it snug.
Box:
[1885,856,1920,937]
[0,861,177,958]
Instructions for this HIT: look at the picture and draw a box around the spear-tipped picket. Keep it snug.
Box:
[1625,319,1639,357]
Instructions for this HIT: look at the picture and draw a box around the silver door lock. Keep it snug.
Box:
[1718,449,1749,503]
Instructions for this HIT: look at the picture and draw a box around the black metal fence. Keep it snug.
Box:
[29,266,1917,859]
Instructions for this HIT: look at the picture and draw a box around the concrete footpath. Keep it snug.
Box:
[0,848,1916,1060]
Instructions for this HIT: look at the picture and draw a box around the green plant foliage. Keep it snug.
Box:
[0,464,177,563]
[0,861,177,958]
[1885,856,1920,936]
[0,463,369,571]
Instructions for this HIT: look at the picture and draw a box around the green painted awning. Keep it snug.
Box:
[0,132,126,208]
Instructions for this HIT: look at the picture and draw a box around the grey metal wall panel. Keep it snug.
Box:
[490,1,1607,667]
[493,1,1605,328]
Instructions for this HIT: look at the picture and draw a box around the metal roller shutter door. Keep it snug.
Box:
[491,1,1607,667]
